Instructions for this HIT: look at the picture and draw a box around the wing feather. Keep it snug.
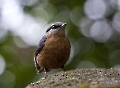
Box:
[34,35,47,73]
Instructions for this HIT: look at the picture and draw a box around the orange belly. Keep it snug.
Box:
[36,35,71,69]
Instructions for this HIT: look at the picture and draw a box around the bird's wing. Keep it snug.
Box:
[34,35,47,73]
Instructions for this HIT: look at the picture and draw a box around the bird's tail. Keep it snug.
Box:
[34,57,51,73]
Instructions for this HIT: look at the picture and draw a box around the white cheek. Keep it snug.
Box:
[46,29,58,36]
[50,29,57,34]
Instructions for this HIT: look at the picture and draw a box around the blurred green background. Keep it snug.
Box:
[0,0,120,88]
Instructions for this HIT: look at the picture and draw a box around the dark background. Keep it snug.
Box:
[0,0,120,88]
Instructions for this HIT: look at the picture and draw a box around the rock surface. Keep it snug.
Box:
[26,68,120,88]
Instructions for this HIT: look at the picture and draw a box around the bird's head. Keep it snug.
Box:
[46,22,67,36]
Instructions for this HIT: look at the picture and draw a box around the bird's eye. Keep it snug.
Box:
[52,25,58,29]
[46,25,60,32]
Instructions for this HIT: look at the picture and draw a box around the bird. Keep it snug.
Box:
[34,22,71,78]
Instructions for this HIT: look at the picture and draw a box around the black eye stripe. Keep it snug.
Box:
[46,26,54,32]
[46,24,61,32]
[52,25,58,29]
[46,28,51,32]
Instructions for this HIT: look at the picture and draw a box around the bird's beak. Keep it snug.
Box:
[61,23,67,28]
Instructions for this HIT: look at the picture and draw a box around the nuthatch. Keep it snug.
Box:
[34,22,71,78]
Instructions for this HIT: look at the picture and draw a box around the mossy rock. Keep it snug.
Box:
[26,68,120,88]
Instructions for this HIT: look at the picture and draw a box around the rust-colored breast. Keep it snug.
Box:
[36,35,71,69]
